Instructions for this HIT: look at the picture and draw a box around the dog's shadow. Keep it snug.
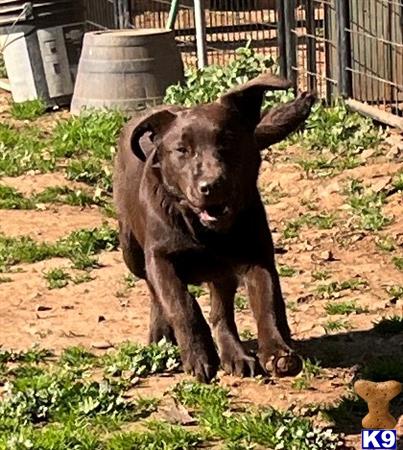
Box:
[244,326,403,435]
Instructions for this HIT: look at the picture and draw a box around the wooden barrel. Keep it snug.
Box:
[70,29,184,114]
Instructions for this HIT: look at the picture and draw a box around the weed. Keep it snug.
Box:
[59,347,96,368]
[0,347,52,364]
[385,285,403,301]
[34,186,105,208]
[375,236,395,252]
[0,224,118,271]
[43,268,71,289]
[324,300,367,316]
[287,301,298,312]
[373,315,403,335]
[392,256,403,271]
[239,329,255,340]
[315,278,368,299]
[172,381,342,449]
[106,421,202,450]
[165,44,293,110]
[234,294,248,312]
[347,181,391,231]
[72,272,94,285]
[322,319,350,334]
[291,358,322,390]
[188,284,207,298]
[278,264,296,277]
[0,124,54,176]
[124,273,138,288]
[52,110,126,159]
[0,275,12,283]
[312,270,330,281]
[10,99,47,120]
[392,170,403,191]
[103,339,180,377]
[0,185,33,209]
[297,101,382,154]
[282,213,336,239]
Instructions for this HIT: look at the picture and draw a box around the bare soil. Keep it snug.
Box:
[0,90,402,448]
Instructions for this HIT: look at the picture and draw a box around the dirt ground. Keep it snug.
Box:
[0,90,402,449]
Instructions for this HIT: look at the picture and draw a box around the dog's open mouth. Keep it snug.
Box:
[198,204,229,223]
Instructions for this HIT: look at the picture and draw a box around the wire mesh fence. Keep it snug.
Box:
[130,0,280,66]
[83,0,403,122]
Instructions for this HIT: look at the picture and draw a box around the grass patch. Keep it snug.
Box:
[43,268,71,289]
[291,358,322,390]
[322,319,351,334]
[324,300,367,316]
[375,236,395,252]
[312,270,330,281]
[102,339,180,377]
[10,99,47,120]
[0,224,118,272]
[188,284,207,299]
[346,180,391,231]
[52,110,127,194]
[282,212,337,239]
[392,256,403,271]
[0,185,33,209]
[392,170,403,191]
[234,294,248,312]
[315,278,368,299]
[278,264,296,277]
[0,124,54,176]
[172,381,342,449]
[385,285,403,301]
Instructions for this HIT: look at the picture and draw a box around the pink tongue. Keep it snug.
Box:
[199,210,217,222]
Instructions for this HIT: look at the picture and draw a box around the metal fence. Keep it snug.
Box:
[83,0,403,125]
[130,0,280,67]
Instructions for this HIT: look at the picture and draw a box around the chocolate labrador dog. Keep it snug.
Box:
[114,73,315,383]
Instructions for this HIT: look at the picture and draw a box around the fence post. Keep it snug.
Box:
[336,0,352,97]
[276,0,287,79]
[283,0,297,89]
[194,0,208,69]
[115,0,130,29]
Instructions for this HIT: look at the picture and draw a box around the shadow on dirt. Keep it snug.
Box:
[244,322,403,435]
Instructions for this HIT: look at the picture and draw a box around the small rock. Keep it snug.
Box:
[91,341,113,350]
[370,176,392,193]
[98,315,106,323]
[61,305,74,310]
[319,250,334,261]
[36,305,52,312]
[360,148,376,161]
[386,146,401,160]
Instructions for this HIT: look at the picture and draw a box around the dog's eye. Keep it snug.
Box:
[176,147,188,154]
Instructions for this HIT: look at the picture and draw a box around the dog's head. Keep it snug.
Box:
[128,74,291,231]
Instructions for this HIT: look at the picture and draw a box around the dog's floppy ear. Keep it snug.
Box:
[255,91,316,150]
[219,73,292,130]
[128,108,178,162]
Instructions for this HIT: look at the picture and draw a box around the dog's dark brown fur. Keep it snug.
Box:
[113,74,315,382]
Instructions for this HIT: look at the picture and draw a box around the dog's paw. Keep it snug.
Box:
[220,343,256,377]
[182,344,220,383]
[259,348,302,377]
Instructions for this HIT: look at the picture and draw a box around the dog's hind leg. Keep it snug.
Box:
[209,277,256,377]
[118,221,146,280]
[148,282,177,344]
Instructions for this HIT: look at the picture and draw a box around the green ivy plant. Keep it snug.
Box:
[164,43,294,109]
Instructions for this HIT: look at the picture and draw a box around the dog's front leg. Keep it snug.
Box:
[145,251,219,382]
[245,264,302,377]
